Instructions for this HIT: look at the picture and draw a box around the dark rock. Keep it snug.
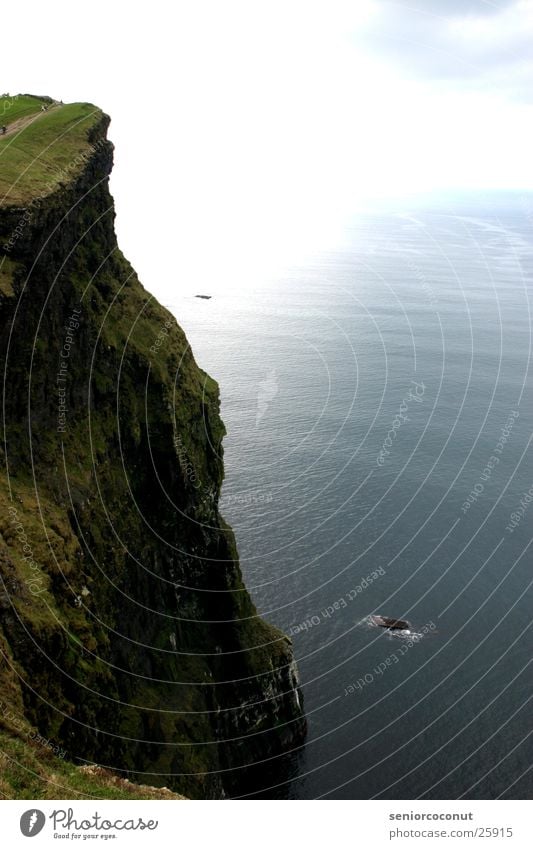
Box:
[372,615,411,631]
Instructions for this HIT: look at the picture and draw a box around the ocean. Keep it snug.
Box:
[171,191,532,799]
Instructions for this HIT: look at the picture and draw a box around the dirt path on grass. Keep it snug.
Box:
[0,104,62,138]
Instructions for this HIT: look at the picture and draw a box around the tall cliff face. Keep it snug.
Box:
[0,97,305,799]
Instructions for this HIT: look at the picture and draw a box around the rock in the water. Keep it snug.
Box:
[372,615,411,631]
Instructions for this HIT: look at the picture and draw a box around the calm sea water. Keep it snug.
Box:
[171,192,532,800]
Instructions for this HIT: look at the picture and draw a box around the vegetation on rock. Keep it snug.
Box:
[0,96,306,799]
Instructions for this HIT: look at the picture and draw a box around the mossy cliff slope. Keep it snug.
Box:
[0,96,305,799]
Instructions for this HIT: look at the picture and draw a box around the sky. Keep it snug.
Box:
[2,0,533,292]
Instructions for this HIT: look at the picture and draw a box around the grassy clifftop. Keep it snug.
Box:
[0,95,104,206]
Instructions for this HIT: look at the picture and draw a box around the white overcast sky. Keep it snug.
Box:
[2,0,533,292]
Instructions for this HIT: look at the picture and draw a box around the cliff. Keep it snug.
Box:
[0,95,305,799]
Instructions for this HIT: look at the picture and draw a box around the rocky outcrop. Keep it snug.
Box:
[0,103,305,798]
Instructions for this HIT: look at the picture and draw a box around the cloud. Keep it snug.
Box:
[353,0,533,100]
[388,0,515,14]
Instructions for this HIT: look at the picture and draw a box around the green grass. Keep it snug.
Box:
[0,255,17,296]
[0,98,103,206]
[0,731,186,799]
[0,94,50,124]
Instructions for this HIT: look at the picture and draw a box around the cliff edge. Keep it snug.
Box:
[0,95,306,799]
